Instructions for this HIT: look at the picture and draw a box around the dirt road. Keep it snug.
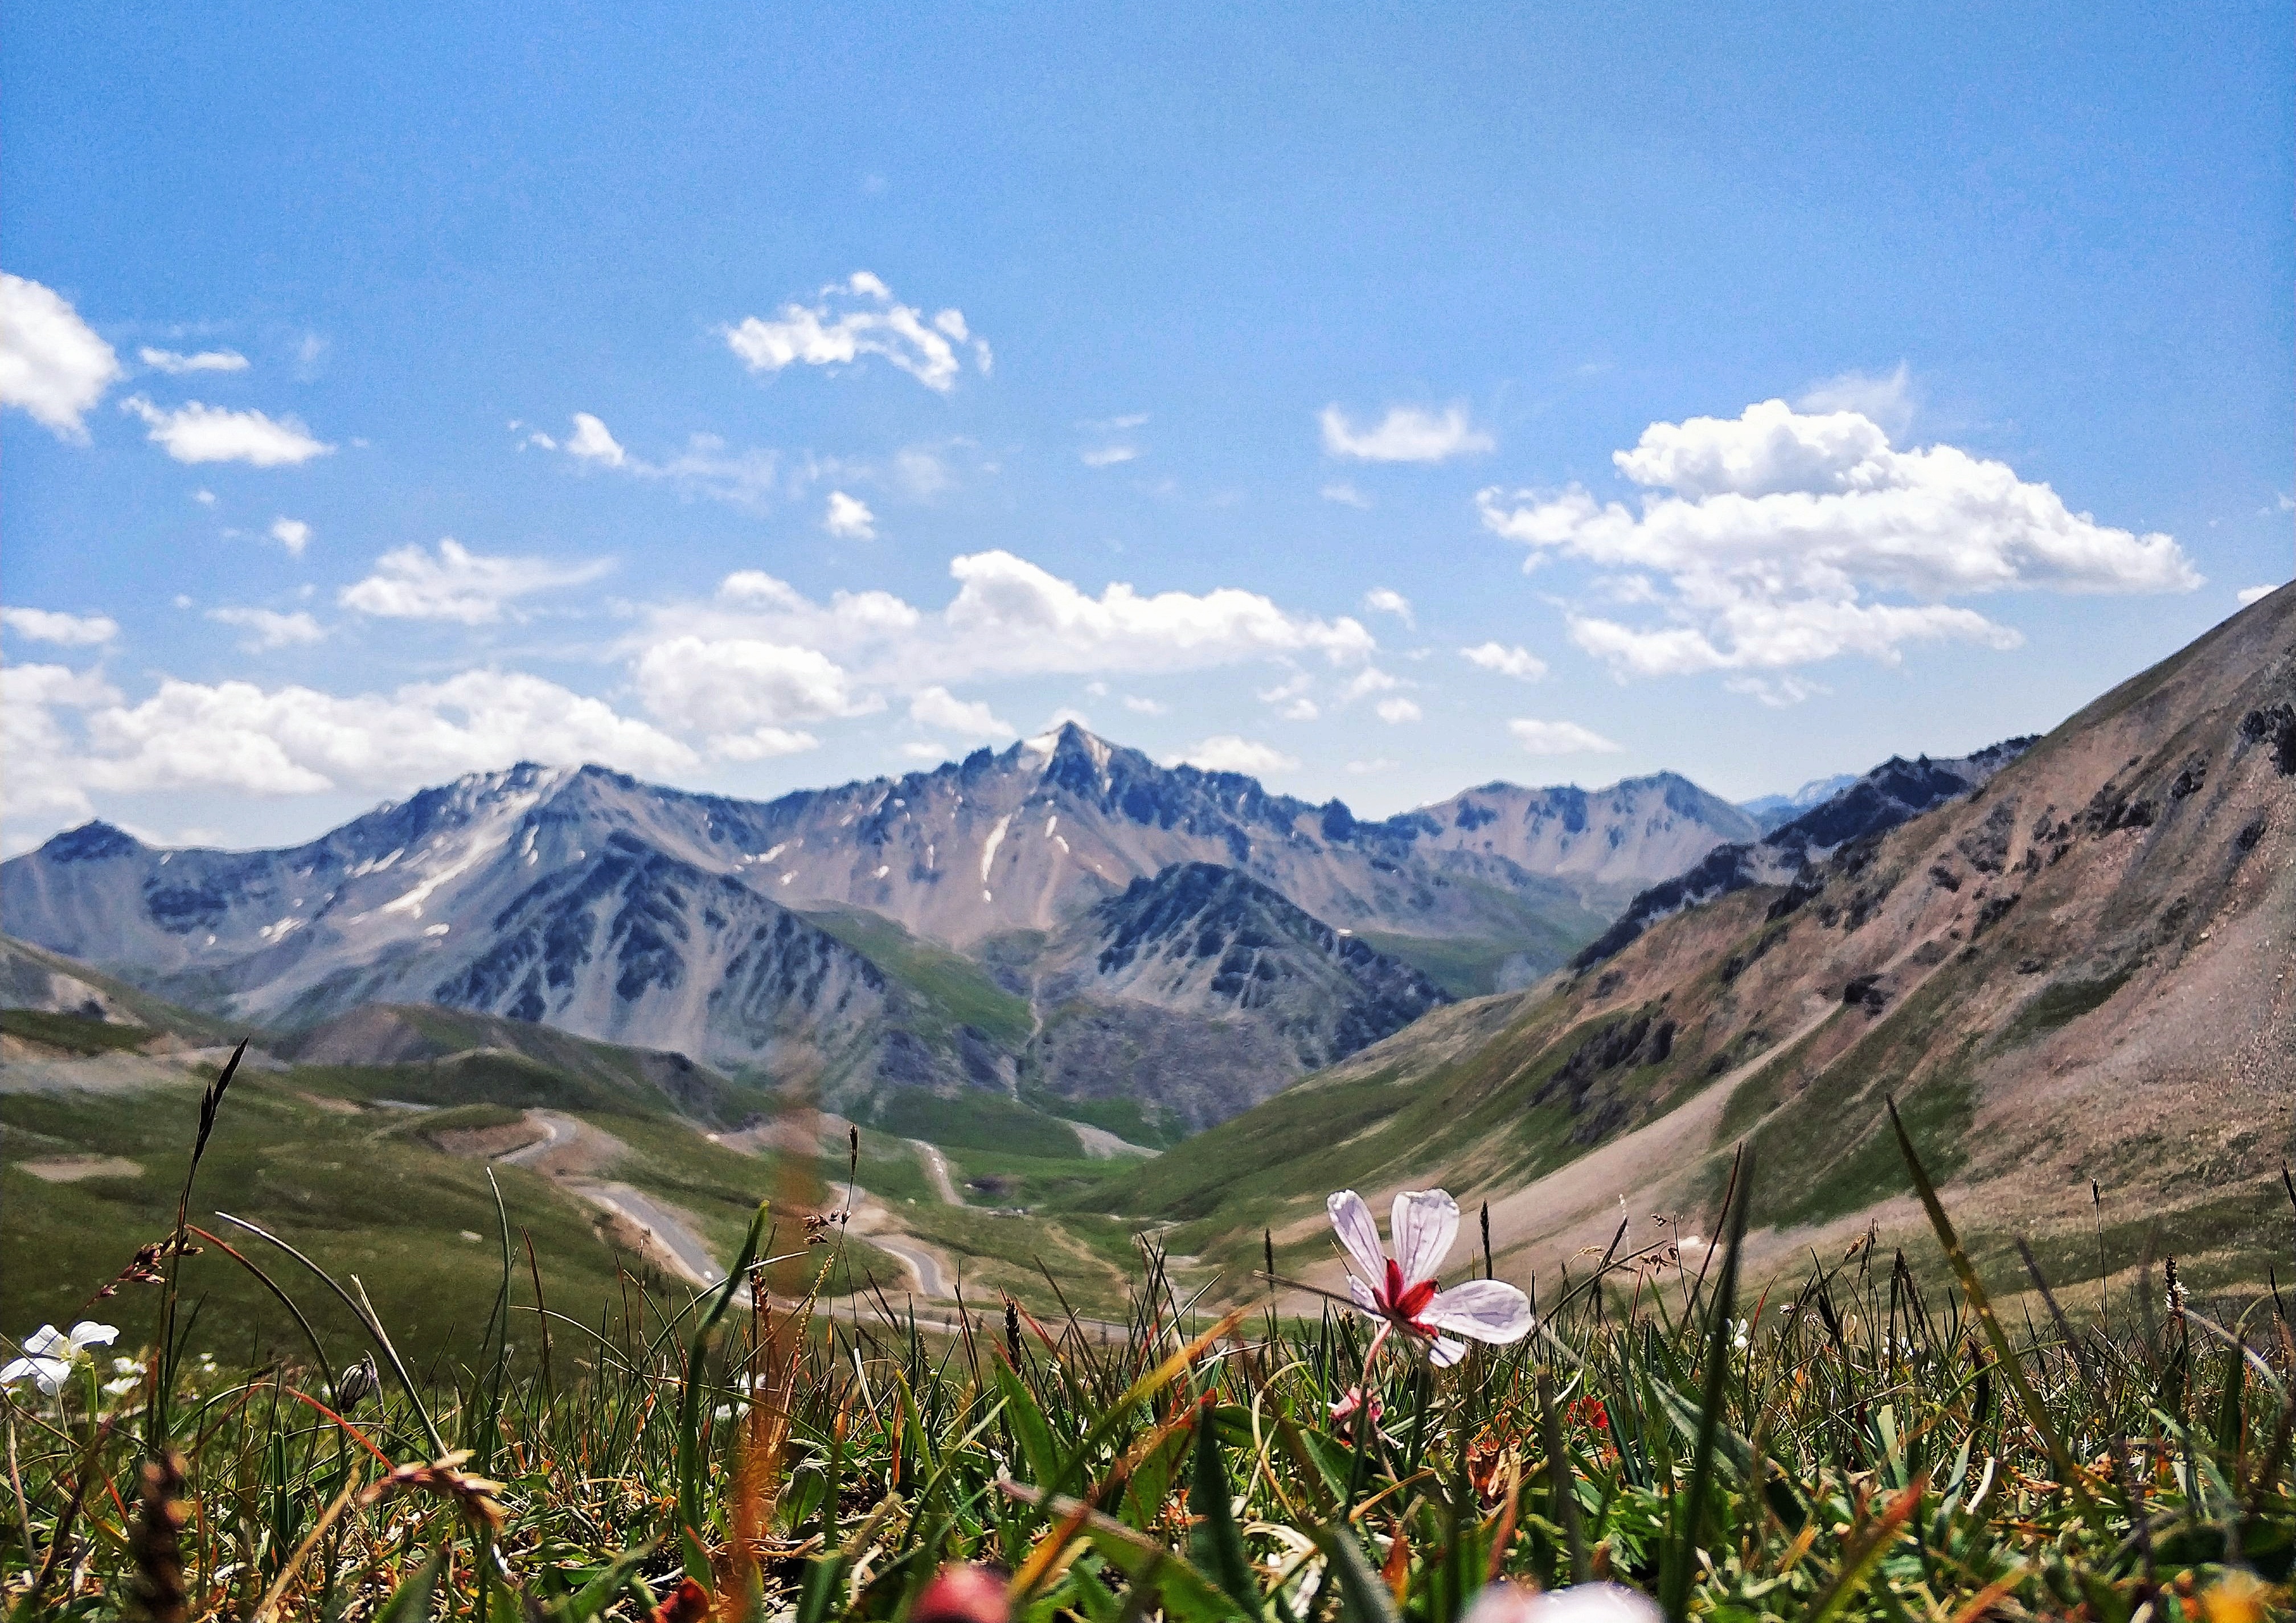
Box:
[911,1139,963,1204]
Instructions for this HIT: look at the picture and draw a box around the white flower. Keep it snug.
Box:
[112,1356,141,1375]
[102,1375,142,1399]
[1731,1317,1751,1354]
[1462,1580,1663,1623]
[2,1321,118,1396]
[1327,1189,1534,1367]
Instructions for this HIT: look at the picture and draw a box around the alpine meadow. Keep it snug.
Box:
[2,7,2291,1621]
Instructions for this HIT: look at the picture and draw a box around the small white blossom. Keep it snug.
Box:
[2,1322,118,1396]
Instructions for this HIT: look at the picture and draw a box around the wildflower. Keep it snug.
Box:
[1327,1385,1384,1437]
[647,1577,713,1623]
[1327,1189,1532,1367]
[1461,1580,1662,1622]
[2,1321,119,1396]
[912,1562,1011,1623]
[103,1375,144,1399]
[1731,1317,1750,1355]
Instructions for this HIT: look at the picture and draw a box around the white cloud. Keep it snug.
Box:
[2,606,118,646]
[207,606,325,650]
[122,396,331,466]
[938,550,1376,677]
[0,273,121,440]
[339,539,612,625]
[9,670,691,830]
[823,490,877,540]
[1374,696,1422,724]
[1477,397,2198,677]
[633,635,875,759]
[723,271,990,393]
[1795,362,1914,437]
[1362,588,1414,626]
[1081,444,1139,468]
[140,346,249,375]
[193,489,216,505]
[564,412,626,467]
[1508,718,1623,756]
[1166,736,1298,776]
[1339,666,1399,703]
[1080,412,1149,432]
[1320,404,1493,464]
[908,685,1012,737]
[2237,583,2281,607]
[269,517,311,556]
[1459,641,1548,681]
[1280,698,1319,720]
[1121,694,1167,715]
[1321,482,1371,509]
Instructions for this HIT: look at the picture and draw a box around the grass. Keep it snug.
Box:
[800,905,1036,1050]
[0,1007,156,1054]
[1990,964,2139,1051]
[6,1053,2289,1621]
[866,1089,1083,1159]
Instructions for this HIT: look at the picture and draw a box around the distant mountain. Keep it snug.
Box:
[1739,773,1861,832]
[1,728,1760,1117]
[1097,585,2296,1300]
[1570,738,2037,970]
[1018,862,1451,1136]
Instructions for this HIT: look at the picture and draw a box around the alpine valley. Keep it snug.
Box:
[3,587,2290,1334]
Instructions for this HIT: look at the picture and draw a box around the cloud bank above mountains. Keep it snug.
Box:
[0,262,2229,853]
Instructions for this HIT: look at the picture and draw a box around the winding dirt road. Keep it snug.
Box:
[910,1138,963,1204]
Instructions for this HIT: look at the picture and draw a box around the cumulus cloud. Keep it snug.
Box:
[339,539,612,625]
[7,669,693,837]
[938,550,1376,677]
[632,635,874,759]
[2,606,118,645]
[564,412,626,466]
[140,346,249,375]
[0,273,121,440]
[2237,583,2282,607]
[1374,696,1422,724]
[1121,694,1167,715]
[1508,718,1622,755]
[1321,404,1492,464]
[823,490,877,539]
[908,685,1012,738]
[1362,587,1414,626]
[1166,736,1298,776]
[1339,666,1399,703]
[1459,641,1547,681]
[1477,398,2199,677]
[1081,444,1139,468]
[1321,482,1371,509]
[723,271,990,393]
[207,606,325,650]
[122,396,331,465]
[1795,362,1914,437]
[269,517,311,556]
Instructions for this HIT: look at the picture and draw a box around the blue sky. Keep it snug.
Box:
[4,3,2289,853]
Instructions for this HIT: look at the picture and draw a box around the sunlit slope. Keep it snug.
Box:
[1097,585,2296,1299]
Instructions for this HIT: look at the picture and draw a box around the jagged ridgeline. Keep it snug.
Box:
[1,723,1763,1133]
[1095,585,2295,1302]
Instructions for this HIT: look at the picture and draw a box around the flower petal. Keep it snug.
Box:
[1346,1273,1379,1314]
[1523,1583,1664,1623]
[0,1358,33,1386]
[1327,1190,1388,1285]
[1428,1335,1469,1368]
[1424,1279,1534,1345]
[21,1325,66,1357]
[1389,1189,1458,1287]
[68,1322,119,1351]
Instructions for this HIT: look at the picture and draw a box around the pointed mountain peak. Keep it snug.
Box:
[39,821,144,863]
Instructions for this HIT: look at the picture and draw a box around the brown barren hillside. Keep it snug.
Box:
[1116,585,2294,1302]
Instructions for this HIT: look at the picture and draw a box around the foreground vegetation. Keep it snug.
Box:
[3,1050,2289,1621]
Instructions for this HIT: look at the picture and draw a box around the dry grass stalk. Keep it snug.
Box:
[126,1449,188,1623]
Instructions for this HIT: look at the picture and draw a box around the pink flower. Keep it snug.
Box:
[1327,1384,1384,1436]
[1327,1189,1532,1366]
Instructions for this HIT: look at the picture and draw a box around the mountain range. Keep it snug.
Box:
[1099,584,2294,1302]
[0,728,1762,1133]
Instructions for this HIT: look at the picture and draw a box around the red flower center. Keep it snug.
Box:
[1380,1259,1438,1329]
